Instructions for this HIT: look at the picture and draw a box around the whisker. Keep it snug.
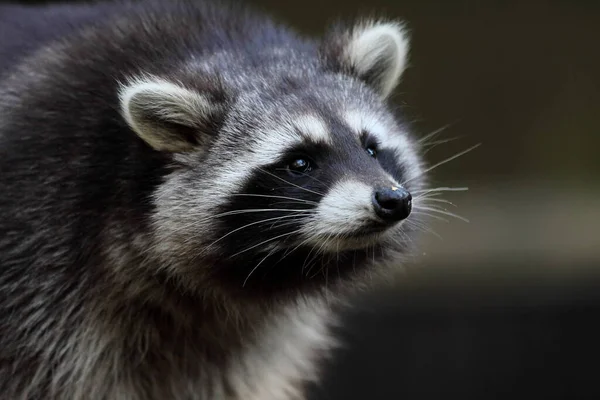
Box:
[257,167,325,197]
[306,235,331,278]
[273,168,328,186]
[413,193,444,201]
[243,247,279,287]
[411,211,450,223]
[229,229,302,259]
[405,220,443,240]
[174,208,312,236]
[415,198,457,207]
[412,187,470,195]
[414,206,470,223]
[305,242,325,277]
[422,137,462,148]
[417,121,459,144]
[403,143,481,185]
[301,243,318,275]
[268,201,316,207]
[278,236,313,266]
[268,218,309,230]
[204,214,311,249]
[422,137,463,155]
[211,208,314,219]
[307,259,325,280]
[229,193,318,206]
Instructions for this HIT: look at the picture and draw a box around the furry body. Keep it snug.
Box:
[0,1,425,399]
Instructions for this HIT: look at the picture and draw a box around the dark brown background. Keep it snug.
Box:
[4,1,600,398]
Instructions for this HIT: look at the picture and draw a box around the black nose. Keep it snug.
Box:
[372,186,412,223]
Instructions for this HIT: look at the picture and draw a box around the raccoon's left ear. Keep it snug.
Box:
[320,20,410,98]
[119,76,226,152]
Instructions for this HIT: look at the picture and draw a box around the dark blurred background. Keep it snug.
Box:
[4,0,600,398]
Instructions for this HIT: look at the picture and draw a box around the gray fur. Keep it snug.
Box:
[0,1,426,399]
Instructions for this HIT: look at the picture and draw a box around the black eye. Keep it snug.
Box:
[366,146,377,158]
[288,158,311,174]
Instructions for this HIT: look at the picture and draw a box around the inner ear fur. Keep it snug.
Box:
[119,76,226,152]
[320,20,410,98]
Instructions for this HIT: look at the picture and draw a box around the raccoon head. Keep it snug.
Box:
[119,21,424,300]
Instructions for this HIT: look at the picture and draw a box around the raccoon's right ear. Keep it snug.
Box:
[320,20,410,99]
[119,77,226,152]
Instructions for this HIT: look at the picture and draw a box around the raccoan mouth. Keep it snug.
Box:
[345,222,391,238]
[295,225,394,253]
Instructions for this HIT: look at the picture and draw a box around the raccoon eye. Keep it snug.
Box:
[366,146,377,158]
[288,158,312,174]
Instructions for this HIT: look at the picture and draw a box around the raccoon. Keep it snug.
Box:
[0,0,425,399]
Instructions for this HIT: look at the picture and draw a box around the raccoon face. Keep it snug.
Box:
[120,21,424,296]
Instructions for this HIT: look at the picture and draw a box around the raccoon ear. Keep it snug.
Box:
[119,77,225,152]
[321,20,410,98]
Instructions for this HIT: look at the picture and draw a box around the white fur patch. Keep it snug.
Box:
[343,109,410,185]
[292,114,331,144]
[345,21,410,98]
[228,298,336,400]
[300,180,376,249]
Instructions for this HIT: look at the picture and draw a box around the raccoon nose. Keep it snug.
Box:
[372,187,412,223]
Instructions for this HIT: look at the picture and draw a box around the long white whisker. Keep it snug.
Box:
[243,247,279,287]
[229,193,318,206]
[422,138,464,155]
[267,201,316,208]
[306,235,330,278]
[204,213,312,249]
[403,143,481,185]
[229,230,302,259]
[301,242,318,274]
[415,198,457,207]
[422,137,462,148]
[174,209,311,236]
[257,167,325,197]
[414,206,470,223]
[412,187,470,195]
[268,217,311,230]
[413,193,444,201]
[279,236,314,265]
[304,242,325,277]
[411,211,449,223]
[405,220,443,240]
[417,121,459,144]
[273,168,328,186]
[212,208,313,218]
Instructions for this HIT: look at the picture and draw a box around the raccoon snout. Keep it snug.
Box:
[372,186,412,223]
